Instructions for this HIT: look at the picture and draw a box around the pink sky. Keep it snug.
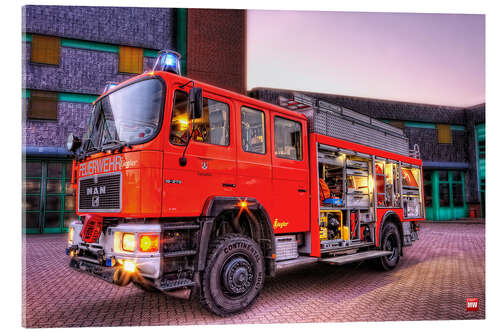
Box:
[247,11,485,107]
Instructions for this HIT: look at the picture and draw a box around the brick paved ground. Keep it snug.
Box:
[22,223,485,327]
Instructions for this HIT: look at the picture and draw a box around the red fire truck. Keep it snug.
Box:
[66,50,423,316]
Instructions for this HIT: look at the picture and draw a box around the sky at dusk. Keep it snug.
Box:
[247,11,485,107]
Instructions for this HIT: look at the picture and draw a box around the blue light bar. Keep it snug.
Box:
[154,50,181,75]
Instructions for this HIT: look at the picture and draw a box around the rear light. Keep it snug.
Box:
[122,233,136,252]
[139,234,159,252]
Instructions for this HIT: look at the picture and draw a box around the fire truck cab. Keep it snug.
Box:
[66,51,422,317]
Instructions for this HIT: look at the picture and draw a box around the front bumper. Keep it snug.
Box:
[69,257,117,284]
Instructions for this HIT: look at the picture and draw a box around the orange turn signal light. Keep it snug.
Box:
[139,234,159,252]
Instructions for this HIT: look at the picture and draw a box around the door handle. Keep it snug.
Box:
[298,188,307,193]
[222,183,236,188]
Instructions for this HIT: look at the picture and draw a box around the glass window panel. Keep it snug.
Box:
[169,90,189,145]
[241,107,266,154]
[44,212,61,229]
[424,184,433,207]
[25,161,41,177]
[439,183,450,207]
[452,171,462,182]
[169,91,230,147]
[46,196,62,210]
[63,213,79,228]
[438,170,448,182]
[23,179,41,194]
[65,162,73,179]
[28,91,58,120]
[274,117,303,160]
[47,162,63,178]
[23,196,40,211]
[24,212,40,229]
[64,195,75,211]
[437,124,452,144]
[452,183,464,206]
[47,180,62,193]
[31,34,60,65]
[65,182,73,195]
[423,171,432,183]
[197,98,230,146]
[118,45,143,74]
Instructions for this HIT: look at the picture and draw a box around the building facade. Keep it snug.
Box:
[249,88,485,221]
[22,6,246,233]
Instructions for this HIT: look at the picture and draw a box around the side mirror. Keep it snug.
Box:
[67,133,81,152]
[189,87,203,119]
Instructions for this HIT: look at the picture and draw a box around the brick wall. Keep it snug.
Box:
[187,9,246,94]
[23,6,175,50]
[249,87,466,124]
[23,100,93,147]
[23,43,156,95]
[23,5,175,149]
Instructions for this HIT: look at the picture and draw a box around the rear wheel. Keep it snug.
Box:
[200,234,265,316]
[375,222,401,270]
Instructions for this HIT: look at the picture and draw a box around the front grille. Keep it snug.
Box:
[79,172,121,212]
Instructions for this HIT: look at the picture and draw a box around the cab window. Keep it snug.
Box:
[170,90,230,146]
[241,106,265,154]
[274,116,302,160]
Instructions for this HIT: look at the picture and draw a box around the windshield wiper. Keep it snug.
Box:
[101,139,131,152]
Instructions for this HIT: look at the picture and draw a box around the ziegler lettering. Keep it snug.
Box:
[273,218,289,229]
[79,155,122,177]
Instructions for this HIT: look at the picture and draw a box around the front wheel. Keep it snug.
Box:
[375,222,401,271]
[200,234,265,316]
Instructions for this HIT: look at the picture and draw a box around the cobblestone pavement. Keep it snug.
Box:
[22,223,485,327]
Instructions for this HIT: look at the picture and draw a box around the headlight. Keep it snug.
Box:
[68,227,74,244]
[139,234,159,252]
[122,233,136,252]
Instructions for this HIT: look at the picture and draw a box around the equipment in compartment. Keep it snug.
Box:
[402,166,423,218]
[319,210,346,250]
[275,235,299,261]
[319,210,342,241]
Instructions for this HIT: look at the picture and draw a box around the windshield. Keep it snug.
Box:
[85,78,164,152]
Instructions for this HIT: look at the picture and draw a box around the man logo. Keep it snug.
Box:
[87,186,106,196]
[92,196,99,208]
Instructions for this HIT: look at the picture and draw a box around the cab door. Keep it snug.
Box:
[235,103,272,211]
[270,114,309,233]
[162,86,237,217]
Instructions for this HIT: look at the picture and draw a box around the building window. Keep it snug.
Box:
[389,120,405,129]
[437,124,452,144]
[31,34,60,65]
[119,46,143,74]
[274,116,303,161]
[241,106,266,154]
[28,90,58,120]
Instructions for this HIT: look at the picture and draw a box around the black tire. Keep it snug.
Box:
[200,234,265,316]
[375,222,401,271]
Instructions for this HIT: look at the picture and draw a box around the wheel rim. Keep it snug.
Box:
[221,255,254,296]
[384,234,398,261]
